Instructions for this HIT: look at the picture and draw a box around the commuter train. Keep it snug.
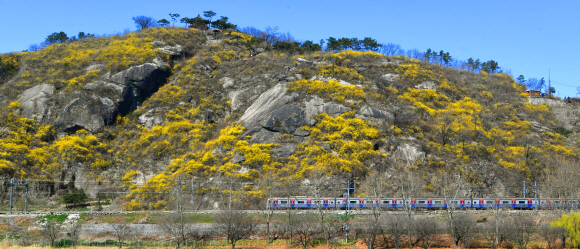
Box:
[266,197,580,210]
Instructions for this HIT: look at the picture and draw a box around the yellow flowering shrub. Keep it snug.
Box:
[287,79,365,102]
[315,65,364,81]
[396,63,435,82]
[3,27,202,95]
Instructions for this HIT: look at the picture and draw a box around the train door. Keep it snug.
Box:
[324,199,328,208]
[376,198,380,208]
[460,199,465,208]
[562,199,567,209]
[392,198,397,208]
[359,199,364,208]
[290,198,295,208]
[273,199,278,208]
[307,199,311,208]
[412,199,416,208]
[428,199,432,208]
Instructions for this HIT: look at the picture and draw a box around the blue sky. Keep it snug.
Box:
[1,0,578,96]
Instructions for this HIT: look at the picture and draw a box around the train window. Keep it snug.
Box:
[488,201,496,204]
[451,201,459,204]
[502,200,510,204]
[418,200,427,204]
[313,200,319,204]
[280,200,288,204]
[434,201,442,204]
[350,200,357,204]
[382,200,390,204]
[518,201,525,204]
[298,201,305,204]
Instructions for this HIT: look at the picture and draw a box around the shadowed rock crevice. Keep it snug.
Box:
[110,63,171,115]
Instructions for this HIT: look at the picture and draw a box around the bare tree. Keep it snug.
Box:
[380,43,403,57]
[260,26,280,47]
[283,201,297,245]
[306,170,342,241]
[257,171,282,245]
[216,208,255,249]
[132,16,157,30]
[293,215,322,249]
[414,218,439,249]
[354,216,381,249]
[111,224,132,248]
[539,224,564,249]
[160,209,192,249]
[67,222,82,249]
[480,217,507,249]
[282,180,300,244]
[397,164,421,248]
[382,215,407,249]
[41,219,61,247]
[360,170,391,222]
[507,214,536,249]
[435,171,469,249]
[448,213,476,249]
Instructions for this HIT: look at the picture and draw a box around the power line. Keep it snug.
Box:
[551,82,578,88]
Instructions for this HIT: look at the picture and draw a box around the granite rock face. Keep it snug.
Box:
[18,61,171,135]
[55,98,105,133]
[17,84,54,122]
[109,62,170,115]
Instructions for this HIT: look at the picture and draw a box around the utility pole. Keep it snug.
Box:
[9,178,13,214]
[535,181,538,212]
[523,181,526,198]
[8,178,29,214]
[176,177,180,212]
[342,181,356,244]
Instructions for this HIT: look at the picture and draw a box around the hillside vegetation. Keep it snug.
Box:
[0,26,577,211]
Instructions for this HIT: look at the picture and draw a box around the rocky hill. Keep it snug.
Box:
[0,27,578,211]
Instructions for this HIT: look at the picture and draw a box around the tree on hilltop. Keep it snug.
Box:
[169,13,180,26]
[180,17,193,27]
[133,16,157,30]
[516,75,526,84]
[45,32,69,44]
[212,16,236,30]
[481,60,499,74]
[203,10,217,26]
[157,19,170,27]
[193,14,210,29]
